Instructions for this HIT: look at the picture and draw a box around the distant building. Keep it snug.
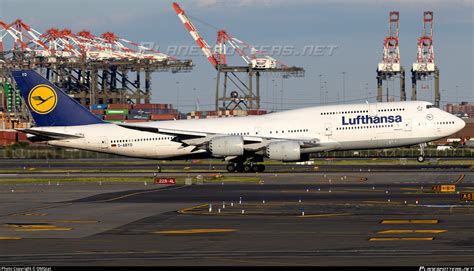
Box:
[444,102,474,118]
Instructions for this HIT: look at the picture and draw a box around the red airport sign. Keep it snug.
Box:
[154,178,176,185]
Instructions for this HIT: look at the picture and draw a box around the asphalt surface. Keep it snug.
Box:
[0,168,473,266]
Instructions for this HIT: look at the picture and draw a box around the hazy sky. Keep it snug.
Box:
[1,0,472,112]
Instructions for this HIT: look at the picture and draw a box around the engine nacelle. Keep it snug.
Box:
[265,141,301,162]
[208,135,244,156]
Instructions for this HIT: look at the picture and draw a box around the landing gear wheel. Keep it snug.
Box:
[243,165,252,173]
[236,164,244,172]
[417,155,425,163]
[257,164,265,172]
[251,164,260,172]
[226,163,236,173]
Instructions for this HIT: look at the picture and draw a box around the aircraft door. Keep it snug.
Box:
[324,123,332,136]
[404,119,412,131]
[254,126,262,136]
[100,136,108,149]
[369,103,378,116]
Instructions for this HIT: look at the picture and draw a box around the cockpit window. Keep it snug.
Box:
[426,105,435,109]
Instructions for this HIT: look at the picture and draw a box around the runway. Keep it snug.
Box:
[0,169,473,266]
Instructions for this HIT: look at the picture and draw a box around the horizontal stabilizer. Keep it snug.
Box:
[17,129,83,141]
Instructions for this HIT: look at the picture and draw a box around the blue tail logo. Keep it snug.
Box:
[12,70,104,127]
[28,84,58,114]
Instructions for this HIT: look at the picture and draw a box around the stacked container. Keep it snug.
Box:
[90,103,179,123]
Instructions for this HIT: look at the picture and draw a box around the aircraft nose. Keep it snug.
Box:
[455,116,466,132]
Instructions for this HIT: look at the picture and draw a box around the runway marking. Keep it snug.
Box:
[369,237,434,241]
[177,204,208,214]
[152,229,237,234]
[0,236,22,240]
[93,185,187,203]
[377,230,447,234]
[454,174,465,184]
[298,213,352,218]
[380,220,439,224]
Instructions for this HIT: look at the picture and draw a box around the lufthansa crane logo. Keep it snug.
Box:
[28,84,58,114]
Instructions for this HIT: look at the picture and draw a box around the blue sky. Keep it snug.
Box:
[1,0,472,112]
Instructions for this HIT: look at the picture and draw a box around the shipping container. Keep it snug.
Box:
[104,114,126,121]
[91,104,108,110]
[130,109,152,115]
[133,104,154,110]
[128,114,150,120]
[150,114,177,121]
[105,109,129,115]
[91,109,105,115]
[108,104,133,110]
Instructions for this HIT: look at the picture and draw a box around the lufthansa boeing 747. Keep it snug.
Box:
[12,70,465,172]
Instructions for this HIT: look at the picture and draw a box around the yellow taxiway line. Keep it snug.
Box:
[14,227,72,232]
[454,174,465,184]
[377,230,447,234]
[0,236,22,240]
[5,224,73,231]
[369,237,434,241]
[380,219,439,224]
[177,204,208,214]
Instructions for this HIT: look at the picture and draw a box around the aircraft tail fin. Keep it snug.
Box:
[11,70,104,127]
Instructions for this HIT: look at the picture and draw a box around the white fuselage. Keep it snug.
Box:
[34,101,465,160]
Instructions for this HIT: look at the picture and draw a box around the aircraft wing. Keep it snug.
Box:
[118,123,325,151]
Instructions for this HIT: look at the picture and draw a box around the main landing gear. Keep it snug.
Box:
[417,143,426,163]
[226,162,265,173]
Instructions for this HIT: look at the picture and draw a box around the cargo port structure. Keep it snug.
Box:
[0,19,193,126]
[376,11,406,103]
[173,2,305,111]
[411,11,440,108]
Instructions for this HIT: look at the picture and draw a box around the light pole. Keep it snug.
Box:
[193,87,197,111]
[324,81,328,104]
[318,74,322,105]
[280,77,284,111]
[342,71,346,104]
[455,85,459,104]
[365,83,369,101]
[176,81,180,111]
[272,79,275,111]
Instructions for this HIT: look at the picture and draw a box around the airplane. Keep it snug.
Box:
[12,70,465,173]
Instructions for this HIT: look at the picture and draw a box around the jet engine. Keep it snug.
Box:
[208,135,244,156]
[265,141,301,161]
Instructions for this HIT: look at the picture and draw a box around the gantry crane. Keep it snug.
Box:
[173,2,304,111]
[411,11,439,107]
[0,19,193,117]
[376,11,406,102]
